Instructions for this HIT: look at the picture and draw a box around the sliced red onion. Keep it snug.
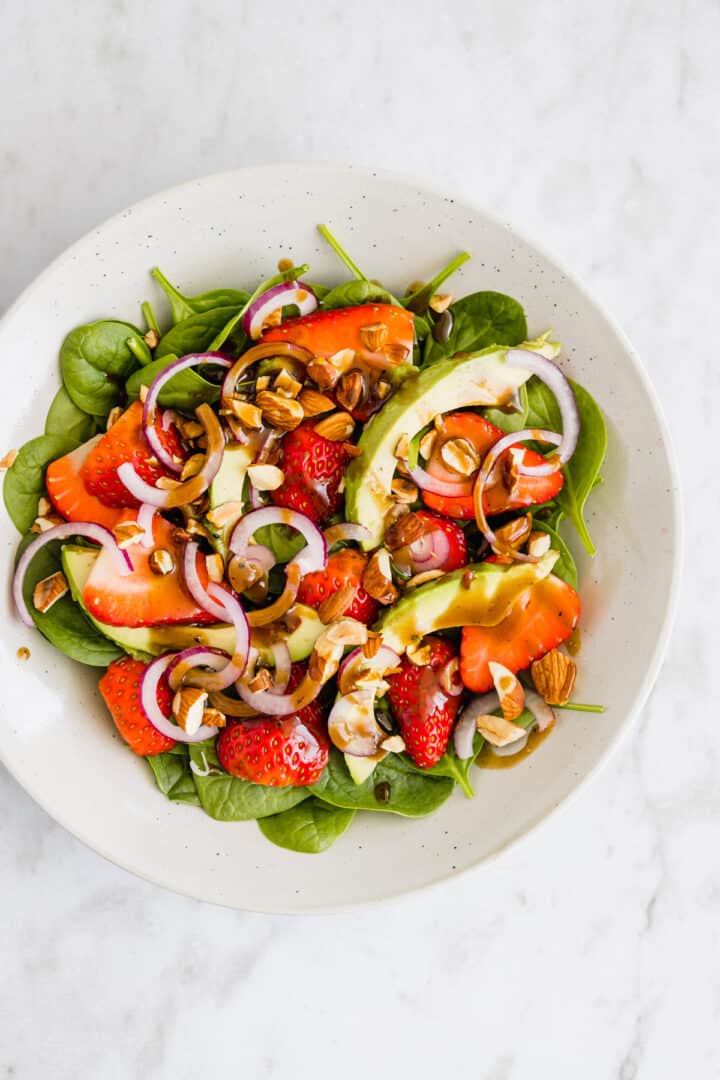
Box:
[269,642,292,694]
[523,685,557,732]
[243,281,317,340]
[338,645,402,696]
[177,543,250,688]
[249,483,266,510]
[473,428,562,561]
[505,349,579,476]
[328,689,383,757]
[245,543,276,574]
[236,670,322,716]
[140,654,218,744]
[229,507,326,574]
[182,541,229,621]
[221,341,313,407]
[167,647,231,691]
[438,656,463,697]
[454,691,498,759]
[323,522,373,547]
[136,503,157,548]
[160,408,179,432]
[13,522,132,627]
[142,353,232,473]
[408,463,473,498]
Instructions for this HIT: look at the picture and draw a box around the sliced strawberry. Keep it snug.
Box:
[297,548,379,625]
[272,422,350,524]
[386,637,461,768]
[263,303,414,365]
[99,656,176,756]
[46,436,124,529]
[409,510,467,572]
[459,574,581,692]
[82,511,217,627]
[422,411,564,519]
[80,401,186,508]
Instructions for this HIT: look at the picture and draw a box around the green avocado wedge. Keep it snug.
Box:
[344,345,535,549]
[375,552,558,653]
[61,545,323,661]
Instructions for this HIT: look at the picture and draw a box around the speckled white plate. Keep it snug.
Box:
[0,165,681,912]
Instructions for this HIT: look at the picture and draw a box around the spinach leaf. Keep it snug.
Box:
[258,797,355,853]
[209,265,309,352]
[60,321,149,416]
[156,306,247,360]
[146,744,200,806]
[16,536,123,666]
[404,251,471,314]
[188,742,310,821]
[44,387,99,444]
[126,354,220,410]
[525,377,607,555]
[4,434,77,533]
[531,519,578,589]
[253,523,306,564]
[423,292,527,366]
[310,748,454,817]
[409,738,484,798]
[483,383,530,433]
[321,280,396,309]
[151,267,249,324]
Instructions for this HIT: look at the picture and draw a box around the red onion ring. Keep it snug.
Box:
[236,669,322,716]
[243,281,318,340]
[505,349,580,476]
[438,656,463,697]
[182,541,229,621]
[13,522,132,627]
[160,408,179,432]
[230,507,327,575]
[453,691,498,759]
[523,685,556,732]
[323,522,373,547]
[473,428,562,561]
[337,645,402,696]
[142,354,232,473]
[178,542,250,688]
[167,647,232,691]
[221,341,313,409]
[136,503,157,548]
[269,642,292,694]
[245,543,277,574]
[140,654,218,744]
[408,463,473,498]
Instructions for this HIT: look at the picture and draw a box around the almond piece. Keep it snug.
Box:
[405,569,444,589]
[149,548,175,575]
[248,668,274,693]
[475,712,527,748]
[37,495,52,516]
[391,476,418,504]
[274,368,303,399]
[313,411,355,441]
[298,388,335,417]
[428,293,453,314]
[488,661,525,722]
[440,437,480,476]
[307,360,340,390]
[113,521,146,548]
[419,429,437,461]
[247,464,284,491]
[202,707,226,729]
[380,734,406,753]
[31,514,63,533]
[359,323,389,352]
[156,476,182,491]
[531,648,577,705]
[495,513,533,551]
[318,583,357,625]
[32,571,68,614]
[384,511,424,551]
[206,500,244,529]
[406,639,433,666]
[180,453,206,481]
[225,399,263,429]
[394,433,410,460]
[177,417,205,440]
[256,390,304,432]
[376,380,391,400]
[336,370,365,412]
[172,687,208,735]
[138,384,149,403]
[324,618,368,648]
[0,449,17,470]
[106,407,123,430]
[527,531,552,557]
[382,343,410,364]
[362,548,398,605]
[205,553,224,583]
[362,632,383,659]
[461,567,475,590]
[144,328,159,349]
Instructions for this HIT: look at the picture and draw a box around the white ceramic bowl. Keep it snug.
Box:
[0,165,681,912]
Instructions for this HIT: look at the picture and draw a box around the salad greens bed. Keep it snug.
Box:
[4,225,606,855]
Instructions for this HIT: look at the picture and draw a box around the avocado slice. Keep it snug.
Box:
[375,552,558,653]
[344,750,387,785]
[345,345,534,549]
[61,545,323,661]
[208,441,254,508]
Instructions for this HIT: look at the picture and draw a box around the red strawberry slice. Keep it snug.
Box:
[216,664,329,786]
[406,510,467,573]
[99,655,176,756]
[460,574,581,692]
[80,401,186,508]
[386,637,462,768]
[82,511,218,627]
[422,411,564,519]
[272,421,350,524]
[297,548,379,625]
[263,303,414,365]
[46,436,124,529]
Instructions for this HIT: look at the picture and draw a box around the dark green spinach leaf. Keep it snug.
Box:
[253,524,306,564]
[310,748,454,816]
[44,387,99,444]
[147,744,201,806]
[126,354,220,410]
[483,384,530,433]
[423,292,527,366]
[531,519,578,589]
[321,280,396,309]
[151,267,249,324]
[156,306,247,360]
[60,321,149,416]
[4,434,78,533]
[258,797,355,853]
[188,742,310,821]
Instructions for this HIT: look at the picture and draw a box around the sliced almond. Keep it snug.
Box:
[419,429,437,461]
[394,433,410,460]
[318,583,357,625]
[488,661,525,722]
[248,668,274,693]
[313,411,355,441]
[0,449,17,470]
[144,328,159,349]
[307,360,340,390]
[205,553,225,583]
[323,618,368,648]
[380,734,406,753]
[382,343,410,364]
[298,388,335,417]
[384,511,424,551]
[156,476,182,491]
[149,548,175,575]
[206,500,244,529]
[248,464,284,491]
[225,399,263,429]
[362,632,383,659]
[495,513,532,551]
[406,640,432,666]
[328,348,356,371]
[527,530,552,557]
[180,453,206,481]
[405,569,444,589]
[172,687,208,735]
[37,495,51,517]
[202,707,226,729]
[391,476,418,504]
[256,390,304,432]
[428,293,453,314]
[440,437,480,476]
[336,370,365,412]
[31,514,63,534]
[475,712,527,748]
[177,417,204,440]
[32,571,68,614]
[255,375,271,392]
[362,548,398,605]
[359,322,389,352]
[113,521,146,548]
[184,519,212,542]
[531,648,577,705]
[274,368,303,399]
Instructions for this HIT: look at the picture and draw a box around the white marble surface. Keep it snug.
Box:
[0,1,715,1077]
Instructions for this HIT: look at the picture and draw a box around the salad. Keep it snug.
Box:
[3,226,606,855]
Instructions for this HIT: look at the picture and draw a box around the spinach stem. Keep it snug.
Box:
[317,224,368,281]
[554,702,606,713]
[405,251,471,313]
[141,301,160,334]
[126,336,150,365]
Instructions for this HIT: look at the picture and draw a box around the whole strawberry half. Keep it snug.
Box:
[271,422,349,524]
[386,637,462,768]
[81,401,186,508]
[99,655,176,756]
[297,548,379,624]
[216,665,329,786]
